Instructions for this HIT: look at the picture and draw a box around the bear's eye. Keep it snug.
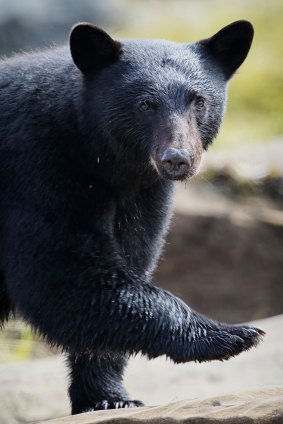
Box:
[139,100,155,112]
[194,97,206,111]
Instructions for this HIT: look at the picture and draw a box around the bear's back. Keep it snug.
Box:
[0,47,78,151]
[0,47,74,119]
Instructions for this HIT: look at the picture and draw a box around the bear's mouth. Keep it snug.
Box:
[157,166,193,181]
[150,153,199,182]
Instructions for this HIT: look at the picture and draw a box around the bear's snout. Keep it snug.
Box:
[159,148,192,181]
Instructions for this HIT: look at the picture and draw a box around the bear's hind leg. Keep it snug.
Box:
[67,352,143,414]
[0,272,13,326]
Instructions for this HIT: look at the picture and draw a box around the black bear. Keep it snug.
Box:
[0,20,264,414]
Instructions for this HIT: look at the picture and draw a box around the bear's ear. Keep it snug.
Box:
[199,20,254,80]
[70,23,122,74]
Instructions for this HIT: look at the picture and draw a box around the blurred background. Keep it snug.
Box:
[0,1,282,423]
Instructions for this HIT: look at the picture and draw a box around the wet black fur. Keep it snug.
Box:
[0,21,263,414]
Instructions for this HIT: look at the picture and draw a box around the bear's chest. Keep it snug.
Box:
[113,182,174,277]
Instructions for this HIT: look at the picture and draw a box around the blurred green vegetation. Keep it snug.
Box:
[0,320,54,363]
[116,0,283,148]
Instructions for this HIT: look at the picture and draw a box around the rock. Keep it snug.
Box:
[0,315,282,423]
[38,387,283,423]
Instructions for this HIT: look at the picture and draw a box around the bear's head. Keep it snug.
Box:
[70,21,253,184]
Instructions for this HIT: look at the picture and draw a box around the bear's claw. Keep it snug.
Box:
[83,400,144,412]
[182,312,265,364]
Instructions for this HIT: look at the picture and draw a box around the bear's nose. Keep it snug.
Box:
[161,148,191,170]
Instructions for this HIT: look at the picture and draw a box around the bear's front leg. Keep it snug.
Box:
[68,352,143,414]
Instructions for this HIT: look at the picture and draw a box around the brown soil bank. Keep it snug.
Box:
[156,177,283,324]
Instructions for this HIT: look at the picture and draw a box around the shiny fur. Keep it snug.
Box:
[0,21,264,415]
